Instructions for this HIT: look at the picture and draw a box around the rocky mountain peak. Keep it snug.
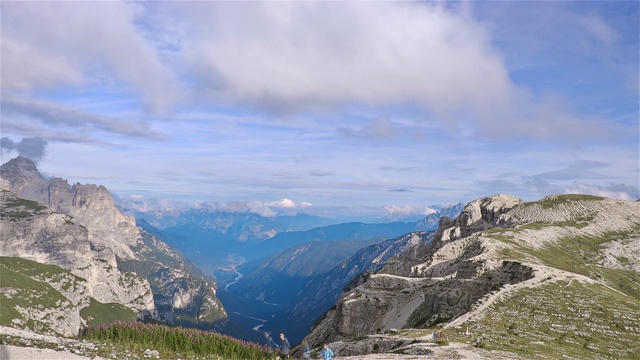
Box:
[435,194,523,242]
[0,156,48,204]
[0,155,41,179]
[1,156,227,336]
[0,157,139,259]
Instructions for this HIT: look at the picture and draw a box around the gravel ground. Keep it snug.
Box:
[0,345,105,360]
[0,326,106,360]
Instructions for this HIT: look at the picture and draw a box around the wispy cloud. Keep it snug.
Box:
[125,197,313,218]
[337,117,401,140]
[533,161,615,180]
[384,204,437,221]
[1,96,166,140]
[381,166,420,172]
[308,171,334,177]
[563,182,638,201]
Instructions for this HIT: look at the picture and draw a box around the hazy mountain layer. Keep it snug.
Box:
[223,205,462,345]
[268,232,433,345]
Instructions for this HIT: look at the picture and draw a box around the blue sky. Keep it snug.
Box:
[1,1,638,219]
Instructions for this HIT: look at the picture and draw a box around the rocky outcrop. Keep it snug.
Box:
[0,190,154,336]
[118,230,226,326]
[0,156,49,205]
[299,193,640,355]
[1,256,93,337]
[434,194,522,243]
[0,156,227,335]
[415,203,464,232]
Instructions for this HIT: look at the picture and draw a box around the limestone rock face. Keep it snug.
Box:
[0,156,49,205]
[435,194,523,242]
[299,194,640,353]
[0,191,155,335]
[0,156,227,334]
[0,202,91,269]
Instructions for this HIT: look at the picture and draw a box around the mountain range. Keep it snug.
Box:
[0,156,226,335]
[3,155,638,359]
[216,205,462,344]
[124,198,462,279]
[0,156,462,344]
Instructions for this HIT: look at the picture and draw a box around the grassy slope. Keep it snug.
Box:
[451,280,639,359]
[80,298,137,327]
[0,257,137,332]
[0,257,74,334]
[452,196,640,359]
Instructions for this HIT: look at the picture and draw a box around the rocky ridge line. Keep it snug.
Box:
[298,194,640,358]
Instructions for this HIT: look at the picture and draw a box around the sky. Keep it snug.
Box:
[1,1,638,219]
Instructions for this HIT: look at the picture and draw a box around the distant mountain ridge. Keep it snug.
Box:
[221,205,463,344]
[121,199,336,243]
[0,156,227,335]
[268,231,433,345]
[122,195,463,276]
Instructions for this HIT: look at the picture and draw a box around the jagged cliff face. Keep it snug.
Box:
[0,156,49,204]
[0,156,226,335]
[48,177,140,260]
[300,194,640,357]
[0,190,152,336]
[117,229,226,326]
[0,190,154,314]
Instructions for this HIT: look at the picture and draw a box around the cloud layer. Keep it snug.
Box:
[2,2,623,141]
[0,1,637,208]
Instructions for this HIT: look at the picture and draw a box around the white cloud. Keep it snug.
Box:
[187,198,313,218]
[243,202,278,218]
[1,1,622,142]
[181,2,510,114]
[165,1,611,141]
[563,182,638,201]
[1,1,178,113]
[384,205,437,220]
[267,198,297,208]
[1,96,166,139]
[1,36,84,90]
[120,195,184,214]
[264,198,312,210]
